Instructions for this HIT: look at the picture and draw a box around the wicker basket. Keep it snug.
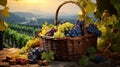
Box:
[41,1,97,61]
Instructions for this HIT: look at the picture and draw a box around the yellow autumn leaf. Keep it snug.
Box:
[77,0,96,15]
[1,6,10,18]
[0,0,7,6]
[0,21,8,31]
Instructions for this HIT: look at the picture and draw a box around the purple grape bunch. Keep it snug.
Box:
[66,21,83,37]
[46,28,56,36]
[27,47,44,64]
[87,24,101,37]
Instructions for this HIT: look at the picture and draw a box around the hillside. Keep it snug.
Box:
[3,12,79,24]
[5,13,26,23]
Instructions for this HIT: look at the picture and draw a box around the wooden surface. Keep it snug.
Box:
[0,48,79,67]
[0,48,119,67]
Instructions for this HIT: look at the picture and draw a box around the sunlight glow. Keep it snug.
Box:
[21,0,45,4]
[30,0,40,3]
[8,0,80,15]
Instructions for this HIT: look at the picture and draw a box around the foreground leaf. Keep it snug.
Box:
[0,0,7,6]
[79,56,89,66]
[1,6,9,18]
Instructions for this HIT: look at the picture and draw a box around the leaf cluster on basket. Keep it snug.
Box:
[38,21,101,38]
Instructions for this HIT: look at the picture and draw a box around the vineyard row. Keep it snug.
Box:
[4,28,33,48]
[8,23,41,36]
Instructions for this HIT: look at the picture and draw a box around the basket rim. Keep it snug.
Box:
[40,34,96,40]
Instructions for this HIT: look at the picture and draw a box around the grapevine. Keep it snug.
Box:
[4,28,33,48]
[8,23,40,36]
[94,10,120,52]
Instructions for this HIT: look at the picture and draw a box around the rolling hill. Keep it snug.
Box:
[5,12,26,23]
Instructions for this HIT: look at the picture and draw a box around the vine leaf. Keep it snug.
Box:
[41,51,54,62]
[77,0,96,15]
[105,15,117,26]
[114,21,120,29]
[41,52,47,60]
[87,46,96,54]
[0,0,7,6]
[110,0,120,17]
[1,6,9,18]
[79,56,89,66]
[48,50,54,61]
[85,0,96,15]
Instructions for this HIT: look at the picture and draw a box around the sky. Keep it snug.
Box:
[7,0,82,15]
[0,0,96,16]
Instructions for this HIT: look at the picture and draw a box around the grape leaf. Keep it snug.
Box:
[77,0,96,15]
[80,1,87,7]
[41,52,47,60]
[110,0,120,17]
[85,0,96,15]
[106,17,113,25]
[48,50,54,60]
[41,51,54,62]
[1,6,9,18]
[42,22,48,27]
[114,4,120,17]
[77,0,82,4]
[110,31,120,52]
[89,53,96,60]
[111,15,117,23]
[105,15,117,26]
[79,56,89,66]
[114,21,120,28]
[0,0,7,6]
[87,46,96,54]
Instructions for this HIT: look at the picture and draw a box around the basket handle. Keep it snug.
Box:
[54,1,87,35]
